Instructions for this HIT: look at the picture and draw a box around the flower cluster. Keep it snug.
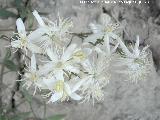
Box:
[10,10,152,104]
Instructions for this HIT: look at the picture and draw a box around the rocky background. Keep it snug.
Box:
[1,0,160,120]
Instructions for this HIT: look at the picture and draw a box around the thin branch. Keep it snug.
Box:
[43,100,46,119]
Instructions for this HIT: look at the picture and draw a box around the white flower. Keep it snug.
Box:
[39,44,79,79]
[19,54,45,95]
[79,55,110,104]
[84,13,120,46]
[32,10,73,51]
[11,18,42,54]
[83,13,120,60]
[42,76,84,103]
[114,35,152,82]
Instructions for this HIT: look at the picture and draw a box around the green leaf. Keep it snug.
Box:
[19,9,28,19]
[14,0,27,19]
[4,49,11,60]
[0,8,17,19]
[0,114,8,120]
[47,114,66,120]
[3,60,17,71]
[14,0,23,9]
[27,12,34,29]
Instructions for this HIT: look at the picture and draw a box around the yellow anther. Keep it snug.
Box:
[104,26,113,32]
[54,80,64,92]
[73,51,86,60]
[31,73,38,81]
[55,62,64,69]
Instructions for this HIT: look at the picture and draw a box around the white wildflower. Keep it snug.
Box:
[84,13,120,46]
[11,18,42,54]
[32,10,73,51]
[19,54,44,95]
[114,35,152,82]
[42,76,84,103]
[80,55,110,104]
[10,9,154,105]
[39,44,79,79]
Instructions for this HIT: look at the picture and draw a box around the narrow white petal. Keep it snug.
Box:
[62,44,77,61]
[135,35,140,48]
[27,43,42,53]
[70,93,82,100]
[64,83,71,95]
[89,23,101,33]
[48,92,62,103]
[110,33,133,57]
[43,77,56,90]
[94,46,103,54]
[72,79,85,92]
[54,70,64,80]
[143,45,149,51]
[134,36,140,56]
[35,79,47,89]
[46,48,57,61]
[83,48,92,56]
[111,43,119,54]
[31,54,36,71]
[65,65,79,74]
[96,54,106,69]
[27,28,46,43]
[81,59,92,72]
[38,63,52,75]
[99,13,111,26]
[33,10,45,27]
[16,18,26,37]
[104,34,110,55]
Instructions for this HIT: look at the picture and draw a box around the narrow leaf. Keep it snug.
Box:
[0,8,17,19]
[28,12,34,29]
[4,60,17,71]
[15,0,23,9]
[47,114,66,120]
[4,49,11,60]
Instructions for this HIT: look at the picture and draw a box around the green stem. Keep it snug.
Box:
[0,64,5,107]
[28,102,39,120]
[43,100,46,119]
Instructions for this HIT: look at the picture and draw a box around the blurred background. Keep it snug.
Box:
[1,0,160,120]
